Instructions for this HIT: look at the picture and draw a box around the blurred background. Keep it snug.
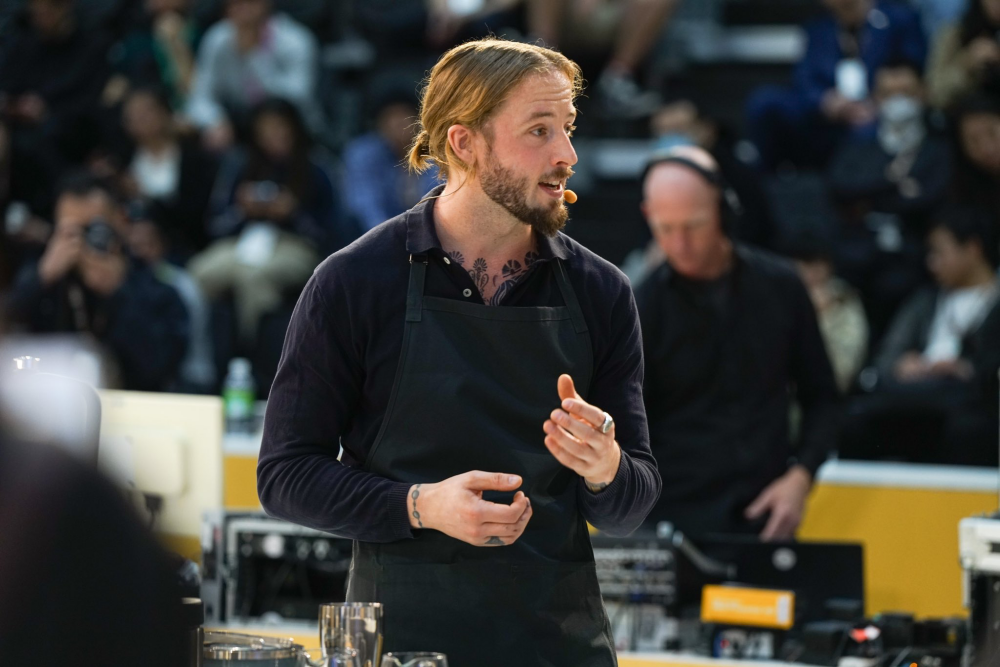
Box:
[1,0,1000,663]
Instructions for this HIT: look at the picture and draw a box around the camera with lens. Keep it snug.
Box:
[83,218,118,254]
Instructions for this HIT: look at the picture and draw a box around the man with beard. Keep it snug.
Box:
[257,38,660,667]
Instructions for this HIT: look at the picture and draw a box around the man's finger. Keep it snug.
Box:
[760,511,792,542]
[744,491,771,520]
[544,436,588,471]
[464,471,522,492]
[550,409,604,445]
[475,493,529,524]
[559,398,607,430]
[544,420,591,460]
[759,514,781,542]
[557,374,581,403]
[480,499,533,536]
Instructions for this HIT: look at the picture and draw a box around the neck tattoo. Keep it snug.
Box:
[446,250,540,305]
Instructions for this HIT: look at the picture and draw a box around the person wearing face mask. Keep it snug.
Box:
[745,0,926,172]
[928,0,1000,110]
[840,205,1000,466]
[828,58,951,340]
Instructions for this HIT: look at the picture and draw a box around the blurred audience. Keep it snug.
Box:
[0,120,54,288]
[950,91,1000,219]
[117,86,218,258]
[342,89,439,233]
[827,58,949,338]
[354,0,524,67]
[104,0,200,111]
[635,147,839,540]
[0,0,112,193]
[843,205,1000,465]
[784,235,870,393]
[927,0,1000,110]
[185,0,320,152]
[746,0,926,172]
[526,0,677,117]
[188,98,338,349]
[129,201,215,393]
[5,173,189,391]
[912,0,973,40]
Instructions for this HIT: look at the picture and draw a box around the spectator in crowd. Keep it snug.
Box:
[0,0,113,191]
[783,235,870,393]
[635,146,839,540]
[0,120,53,290]
[827,58,950,338]
[651,99,776,248]
[525,0,678,117]
[342,90,439,234]
[103,0,200,111]
[842,205,1000,465]
[188,98,338,349]
[185,0,319,152]
[746,0,927,172]
[911,0,973,40]
[355,0,525,66]
[950,91,1000,218]
[4,174,190,391]
[128,201,215,393]
[119,86,217,258]
[927,0,1000,110]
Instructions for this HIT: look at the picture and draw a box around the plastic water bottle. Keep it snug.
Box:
[223,358,256,435]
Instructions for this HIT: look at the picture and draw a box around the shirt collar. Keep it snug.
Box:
[404,184,570,261]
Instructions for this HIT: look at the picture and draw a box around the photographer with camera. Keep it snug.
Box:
[5,173,190,391]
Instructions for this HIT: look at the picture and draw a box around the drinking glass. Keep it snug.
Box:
[324,647,361,667]
[320,602,384,667]
[380,652,448,667]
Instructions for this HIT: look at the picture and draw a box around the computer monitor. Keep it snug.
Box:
[97,390,224,542]
[677,535,865,625]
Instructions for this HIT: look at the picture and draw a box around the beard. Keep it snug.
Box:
[479,146,571,238]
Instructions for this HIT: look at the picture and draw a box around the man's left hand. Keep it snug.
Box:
[744,465,812,541]
[543,374,621,492]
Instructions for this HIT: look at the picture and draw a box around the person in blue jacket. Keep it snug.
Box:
[746,0,927,172]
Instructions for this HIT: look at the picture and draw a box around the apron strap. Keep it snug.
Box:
[406,254,429,322]
[553,259,589,334]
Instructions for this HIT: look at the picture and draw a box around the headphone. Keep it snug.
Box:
[641,152,744,237]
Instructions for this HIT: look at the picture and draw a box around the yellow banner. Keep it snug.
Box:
[701,585,795,630]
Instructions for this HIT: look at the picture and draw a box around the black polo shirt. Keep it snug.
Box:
[258,188,661,542]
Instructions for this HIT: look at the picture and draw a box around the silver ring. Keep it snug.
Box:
[599,412,614,434]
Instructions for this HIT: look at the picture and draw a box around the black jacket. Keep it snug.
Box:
[5,261,189,391]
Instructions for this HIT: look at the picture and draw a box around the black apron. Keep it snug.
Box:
[347,253,616,667]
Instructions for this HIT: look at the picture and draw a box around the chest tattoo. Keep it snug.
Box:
[446,250,540,305]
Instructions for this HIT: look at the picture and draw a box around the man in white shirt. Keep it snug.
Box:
[843,205,1000,465]
[186,0,320,151]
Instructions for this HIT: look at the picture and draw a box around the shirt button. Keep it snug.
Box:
[443,257,451,265]
[463,289,472,297]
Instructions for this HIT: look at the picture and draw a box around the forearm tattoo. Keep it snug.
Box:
[411,484,424,528]
[485,536,506,546]
[585,480,609,493]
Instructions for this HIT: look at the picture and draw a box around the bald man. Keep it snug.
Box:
[634,147,839,540]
